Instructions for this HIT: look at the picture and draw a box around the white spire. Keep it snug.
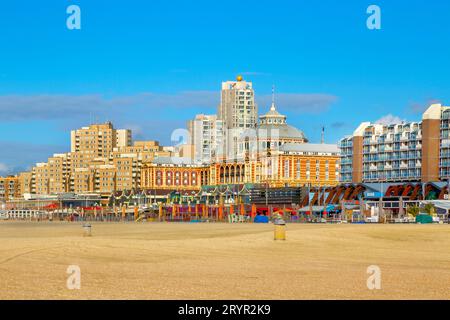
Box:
[271,85,276,111]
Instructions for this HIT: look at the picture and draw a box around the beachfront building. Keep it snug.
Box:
[339,103,449,184]
[178,84,340,189]
[261,143,340,188]
[239,98,309,161]
[0,176,20,201]
[70,122,131,157]
[14,123,176,199]
[234,97,338,187]
[18,172,32,196]
[218,76,258,161]
[141,157,209,191]
[10,77,341,200]
[143,143,340,190]
[209,161,261,185]
[47,153,72,194]
[188,114,224,164]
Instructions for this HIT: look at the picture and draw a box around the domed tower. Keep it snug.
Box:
[259,101,287,126]
[257,88,308,147]
[240,87,308,160]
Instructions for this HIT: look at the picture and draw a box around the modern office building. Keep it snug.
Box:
[340,103,449,183]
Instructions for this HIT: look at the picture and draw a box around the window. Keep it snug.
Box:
[284,160,289,178]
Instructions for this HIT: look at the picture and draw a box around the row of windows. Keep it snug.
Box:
[282,160,337,180]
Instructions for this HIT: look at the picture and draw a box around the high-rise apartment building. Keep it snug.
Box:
[12,123,174,198]
[116,129,132,149]
[47,153,71,194]
[340,103,448,183]
[0,176,20,201]
[218,76,258,160]
[218,76,257,129]
[18,172,32,196]
[70,122,131,158]
[32,162,50,195]
[188,114,224,163]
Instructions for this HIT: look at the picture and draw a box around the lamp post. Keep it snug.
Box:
[265,181,269,207]
[379,173,385,222]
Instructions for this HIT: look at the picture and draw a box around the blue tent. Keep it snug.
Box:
[254,215,269,223]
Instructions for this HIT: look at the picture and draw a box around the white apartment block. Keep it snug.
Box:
[188,114,224,164]
[340,103,450,183]
[218,76,258,161]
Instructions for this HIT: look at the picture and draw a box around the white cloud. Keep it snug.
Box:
[375,114,405,125]
[0,92,219,121]
[0,142,66,175]
[257,93,338,113]
[409,99,442,114]
[0,162,10,174]
[0,91,337,121]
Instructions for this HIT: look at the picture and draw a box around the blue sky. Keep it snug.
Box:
[0,0,450,174]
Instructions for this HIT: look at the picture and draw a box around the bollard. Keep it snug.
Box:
[274,218,286,241]
[82,223,92,237]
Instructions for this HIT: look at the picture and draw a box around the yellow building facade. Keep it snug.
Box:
[139,146,340,192]
[261,144,340,187]
[141,158,209,191]
[0,176,20,201]
[11,123,176,198]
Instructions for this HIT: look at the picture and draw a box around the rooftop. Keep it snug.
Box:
[280,143,339,154]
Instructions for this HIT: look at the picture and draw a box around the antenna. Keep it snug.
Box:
[272,85,275,104]
[271,85,276,111]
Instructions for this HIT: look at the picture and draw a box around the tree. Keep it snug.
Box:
[421,203,436,216]
[407,205,420,218]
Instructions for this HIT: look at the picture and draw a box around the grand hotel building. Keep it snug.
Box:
[340,103,449,184]
[142,92,341,191]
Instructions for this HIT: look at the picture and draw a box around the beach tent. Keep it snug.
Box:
[254,215,269,223]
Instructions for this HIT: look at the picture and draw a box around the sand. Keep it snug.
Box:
[0,221,449,300]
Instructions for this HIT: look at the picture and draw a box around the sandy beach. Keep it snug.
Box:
[0,222,449,300]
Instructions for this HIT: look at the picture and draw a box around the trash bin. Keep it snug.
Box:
[83,224,92,237]
[274,219,286,240]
